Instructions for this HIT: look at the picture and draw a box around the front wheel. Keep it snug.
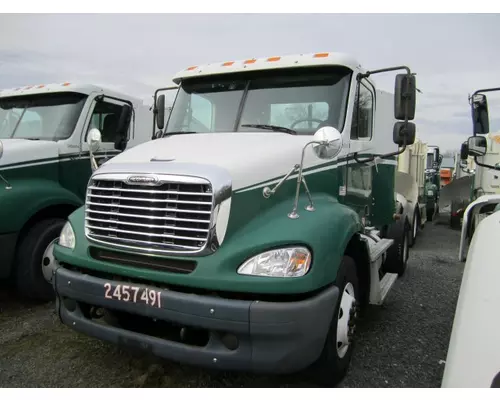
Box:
[309,255,359,387]
[14,218,66,301]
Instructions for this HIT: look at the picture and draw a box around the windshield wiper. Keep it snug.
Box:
[164,131,198,135]
[241,124,297,135]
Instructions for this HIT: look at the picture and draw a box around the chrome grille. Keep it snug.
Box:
[85,175,214,254]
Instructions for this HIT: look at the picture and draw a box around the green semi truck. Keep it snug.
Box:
[0,83,153,300]
[51,52,417,385]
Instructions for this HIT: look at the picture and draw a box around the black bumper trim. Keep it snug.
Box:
[54,266,339,374]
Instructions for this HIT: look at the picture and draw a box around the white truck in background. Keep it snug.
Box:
[395,138,428,246]
[0,82,163,301]
[442,87,500,388]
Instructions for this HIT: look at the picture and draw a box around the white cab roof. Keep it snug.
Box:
[172,51,364,84]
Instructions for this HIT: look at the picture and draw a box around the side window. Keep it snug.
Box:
[350,80,374,140]
[270,102,329,131]
[87,100,129,144]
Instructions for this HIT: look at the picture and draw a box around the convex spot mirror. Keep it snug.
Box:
[393,121,416,146]
[312,126,342,159]
[87,128,102,153]
[394,73,416,121]
[471,93,490,135]
[467,135,487,157]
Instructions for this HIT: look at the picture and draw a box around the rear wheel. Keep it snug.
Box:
[410,209,419,247]
[14,218,65,301]
[383,218,410,277]
[426,205,435,222]
[309,255,359,387]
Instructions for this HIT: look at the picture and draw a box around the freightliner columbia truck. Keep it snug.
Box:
[0,83,154,300]
[51,52,417,386]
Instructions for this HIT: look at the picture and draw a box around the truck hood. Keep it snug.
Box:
[105,132,335,191]
[0,138,59,169]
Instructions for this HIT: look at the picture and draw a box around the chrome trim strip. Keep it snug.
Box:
[85,216,210,233]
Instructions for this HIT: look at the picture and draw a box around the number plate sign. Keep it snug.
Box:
[103,283,162,308]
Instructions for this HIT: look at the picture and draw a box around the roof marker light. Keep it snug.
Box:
[267,56,281,62]
[244,59,257,64]
[62,82,71,86]
[313,52,329,58]
[186,66,197,71]
[37,85,45,88]
[222,61,234,66]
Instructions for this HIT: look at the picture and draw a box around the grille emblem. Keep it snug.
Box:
[126,175,161,186]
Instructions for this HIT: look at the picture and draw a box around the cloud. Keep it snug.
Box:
[1,13,500,151]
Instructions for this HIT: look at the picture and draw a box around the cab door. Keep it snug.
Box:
[344,78,375,226]
[72,95,133,199]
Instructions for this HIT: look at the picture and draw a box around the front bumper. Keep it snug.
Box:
[54,266,338,374]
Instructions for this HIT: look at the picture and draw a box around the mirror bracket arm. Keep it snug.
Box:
[353,145,407,165]
[474,155,500,170]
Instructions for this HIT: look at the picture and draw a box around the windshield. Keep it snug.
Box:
[165,66,352,136]
[0,92,87,140]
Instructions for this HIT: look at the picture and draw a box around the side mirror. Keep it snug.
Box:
[467,135,487,157]
[460,141,469,161]
[394,73,416,121]
[87,128,102,153]
[156,94,166,130]
[471,93,490,134]
[116,104,132,137]
[311,126,342,159]
[393,121,416,146]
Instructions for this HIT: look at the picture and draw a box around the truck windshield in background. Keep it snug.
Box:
[426,153,434,169]
[165,66,352,136]
[0,92,87,141]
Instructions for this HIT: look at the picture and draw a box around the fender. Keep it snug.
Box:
[55,193,364,295]
[395,192,412,223]
[0,178,83,234]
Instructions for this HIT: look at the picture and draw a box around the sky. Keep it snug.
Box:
[1,13,500,152]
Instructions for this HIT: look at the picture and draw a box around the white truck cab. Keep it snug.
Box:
[442,87,500,388]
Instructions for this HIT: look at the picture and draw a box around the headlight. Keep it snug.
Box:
[59,221,76,249]
[237,247,311,278]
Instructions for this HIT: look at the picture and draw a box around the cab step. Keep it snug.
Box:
[364,237,398,306]
[378,273,398,304]
[369,238,393,262]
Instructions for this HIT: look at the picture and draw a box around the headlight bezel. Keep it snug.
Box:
[58,220,76,250]
[237,246,312,278]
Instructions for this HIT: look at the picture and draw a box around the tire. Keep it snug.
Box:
[426,205,435,222]
[383,218,410,277]
[410,209,418,248]
[14,218,66,302]
[308,256,359,387]
[450,200,462,230]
